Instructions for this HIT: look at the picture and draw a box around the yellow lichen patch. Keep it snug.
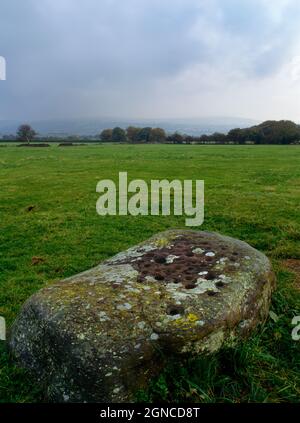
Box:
[155,238,170,248]
[187,313,199,322]
[171,313,200,330]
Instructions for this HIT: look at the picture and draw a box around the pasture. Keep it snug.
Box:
[0,144,300,402]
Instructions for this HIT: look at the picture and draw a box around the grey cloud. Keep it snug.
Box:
[1,0,300,120]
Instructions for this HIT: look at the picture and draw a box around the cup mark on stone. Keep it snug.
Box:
[167,304,184,316]
[154,255,166,264]
[154,274,164,281]
[185,275,194,281]
[206,271,216,280]
[117,235,234,288]
[185,283,196,289]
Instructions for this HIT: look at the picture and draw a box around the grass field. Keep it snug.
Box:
[0,144,300,403]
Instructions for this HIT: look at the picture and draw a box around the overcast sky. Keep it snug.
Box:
[1,0,300,122]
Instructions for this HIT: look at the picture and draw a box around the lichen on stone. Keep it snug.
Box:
[9,229,275,403]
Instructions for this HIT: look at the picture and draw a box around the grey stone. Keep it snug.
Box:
[10,230,275,402]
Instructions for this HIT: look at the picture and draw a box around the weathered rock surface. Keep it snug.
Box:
[10,230,275,402]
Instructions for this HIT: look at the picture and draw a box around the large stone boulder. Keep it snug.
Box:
[10,230,275,402]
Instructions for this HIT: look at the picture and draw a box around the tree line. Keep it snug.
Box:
[5,120,300,145]
[100,121,300,144]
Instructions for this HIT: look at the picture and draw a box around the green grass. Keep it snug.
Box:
[0,144,300,403]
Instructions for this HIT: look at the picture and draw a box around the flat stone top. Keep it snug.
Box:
[115,231,257,290]
[35,230,273,349]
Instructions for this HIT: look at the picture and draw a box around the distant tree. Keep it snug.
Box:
[126,126,140,143]
[168,132,184,144]
[149,127,166,143]
[111,127,127,142]
[199,134,210,144]
[227,120,300,145]
[184,135,194,144]
[17,124,37,143]
[136,127,152,143]
[257,120,300,144]
[211,132,227,144]
[227,128,245,144]
[247,129,262,144]
[100,129,113,142]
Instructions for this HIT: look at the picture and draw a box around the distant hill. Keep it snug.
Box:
[227,120,300,144]
[0,117,257,137]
